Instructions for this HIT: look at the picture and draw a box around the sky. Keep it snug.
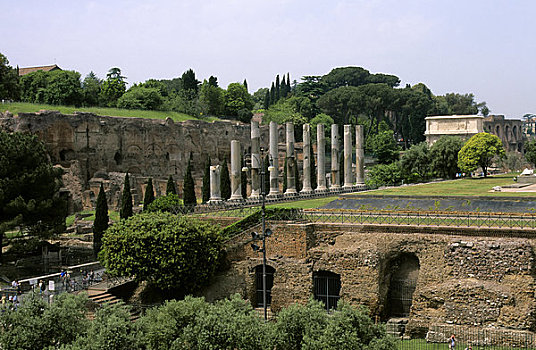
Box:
[2,0,535,118]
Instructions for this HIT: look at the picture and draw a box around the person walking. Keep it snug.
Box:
[449,334,456,350]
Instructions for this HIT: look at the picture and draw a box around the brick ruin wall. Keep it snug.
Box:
[0,111,276,212]
[202,223,536,341]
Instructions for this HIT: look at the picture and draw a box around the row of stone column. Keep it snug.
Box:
[209,122,365,202]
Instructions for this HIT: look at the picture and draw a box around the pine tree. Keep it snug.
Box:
[310,142,317,190]
[243,79,248,92]
[183,159,196,206]
[283,157,288,193]
[93,183,108,257]
[262,154,270,195]
[166,175,177,195]
[202,156,211,203]
[294,157,302,192]
[220,159,231,200]
[143,178,155,211]
[275,74,280,102]
[120,173,133,220]
[241,155,247,199]
[286,73,291,94]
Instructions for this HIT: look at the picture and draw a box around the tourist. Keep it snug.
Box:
[464,345,472,350]
[449,334,456,350]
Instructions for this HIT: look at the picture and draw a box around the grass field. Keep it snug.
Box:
[362,174,535,197]
[267,196,341,209]
[65,210,120,227]
[0,102,216,123]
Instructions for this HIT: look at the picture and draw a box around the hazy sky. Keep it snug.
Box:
[2,0,534,118]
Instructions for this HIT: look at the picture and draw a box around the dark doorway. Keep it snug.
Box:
[255,265,275,307]
[385,253,419,318]
[313,270,341,311]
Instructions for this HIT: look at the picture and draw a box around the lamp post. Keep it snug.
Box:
[249,147,274,320]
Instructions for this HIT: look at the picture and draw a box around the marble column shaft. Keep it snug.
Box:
[209,165,222,202]
[230,140,242,200]
[301,124,312,193]
[331,124,340,188]
[343,125,353,188]
[285,122,297,194]
[250,121,261,198]
[316,124,327,191]
[268,121,279,196]
[355,124,365,185]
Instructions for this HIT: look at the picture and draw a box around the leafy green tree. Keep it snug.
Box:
[430,136,464,179]
[166,175,177,195]
[263,99,307,127]
[366,162,403,188]
[82,71,101,106]
[369,127,400,164]
[0,293,89,349]
[208,75,218,87]
[119,173,133,220]
[20,70,83,106]
[0,131,66,260]
[458,133,505,177]
[100,67,127,107]
[101,212,222,293]
[146,193,182,213]
[400,142,431,183]
[181,68,200,93]
[202,156,211,203]
[19,70,47,103]
[117,86,163,110]
[224,82,254,120]
[143,178,155,211]
[525,138,536,168]
[220,159,231,200]
[183,159,196,206]
[93,183,109,257]
[433,92,486,115]
[0,52,20,100]
[199,81,224,116]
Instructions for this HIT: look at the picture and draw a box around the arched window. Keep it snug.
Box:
[386,253,420,318]
[255,265,275,307]
[313,271,341,311]
[496,125,501,137]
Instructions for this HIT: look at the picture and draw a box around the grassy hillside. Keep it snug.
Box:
[0,102,217,122]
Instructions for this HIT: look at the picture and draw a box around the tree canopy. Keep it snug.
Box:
[0,52,20,100]
[100,212,222,294]
[458,133,505,176]
[430,136,464,179]
[525,138,536,168]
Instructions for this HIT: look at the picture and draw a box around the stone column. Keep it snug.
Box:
[208,165,222,203]
[230,140,243,200]
[284,122,297,195]
[250,121,261,199]
[316,124,327,191]
[355,124,365,185]
[268,121,279,197]
[331,124,340,189]
[301,124,313,193]
[343,125,353,188]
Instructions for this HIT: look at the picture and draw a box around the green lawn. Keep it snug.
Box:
[0,102,217,123]
[267,195,341,209]
[65,210,120,227]
[362,174,534,197]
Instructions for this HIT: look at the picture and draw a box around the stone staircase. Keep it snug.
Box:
[86,284,141,321]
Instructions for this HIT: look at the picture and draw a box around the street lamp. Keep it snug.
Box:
[249,147,275,320]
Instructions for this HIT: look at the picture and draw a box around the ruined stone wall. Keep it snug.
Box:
[202,222,536,335]
[0,111,271,211]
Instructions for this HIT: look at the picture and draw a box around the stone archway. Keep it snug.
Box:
[383,253,420,319]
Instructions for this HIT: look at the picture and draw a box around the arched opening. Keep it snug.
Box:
[114,151,122,165]
[385,253,420,318]
[496,125,501,138]
[59,149,75,162]
[513,126,518,141]
[255,265,275,308]
[505,125,510,142]
[313,270,341,311]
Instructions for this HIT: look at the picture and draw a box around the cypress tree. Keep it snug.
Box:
[143,178,155,211]
[93,183,108,257]
[183,159,196,206]
[286,72,291,93]
[294,157,302,192]
[120,173,133,220]
[283,157,288,193]
[263,91,270,109]
[166,175,177,195]
[220,159,231,200]
[241,155,247,199]
[270,83,275,106]
[275,74,280,102]
[202,156,211,203]
[243,79,248,92]
[310,142,317,190]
